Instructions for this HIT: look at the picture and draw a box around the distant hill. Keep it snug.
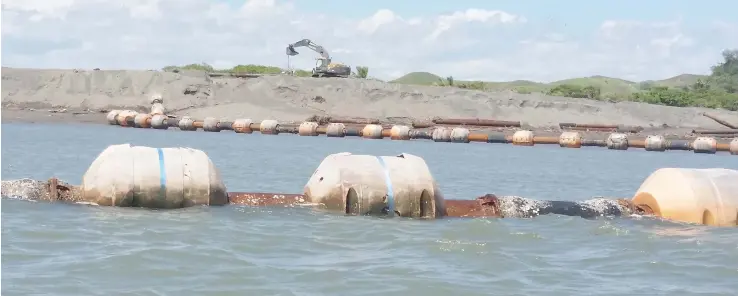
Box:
[390,71,709,95]
[391,72,445,85]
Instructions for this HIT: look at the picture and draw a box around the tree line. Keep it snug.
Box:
[545,50,737,110]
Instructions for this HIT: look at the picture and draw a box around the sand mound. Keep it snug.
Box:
[2,67,736,128]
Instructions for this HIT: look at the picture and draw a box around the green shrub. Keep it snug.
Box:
[355,66,369,78]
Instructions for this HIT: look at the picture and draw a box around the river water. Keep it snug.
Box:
[2,122,737,295]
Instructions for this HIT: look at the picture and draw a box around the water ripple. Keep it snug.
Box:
[3,123,738,295]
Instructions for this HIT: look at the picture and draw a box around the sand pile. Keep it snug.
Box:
[2,67,736,128]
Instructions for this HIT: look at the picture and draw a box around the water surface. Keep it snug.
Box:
[2,123,737,295]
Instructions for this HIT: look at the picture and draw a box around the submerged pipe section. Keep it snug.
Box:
[2,178,646,221]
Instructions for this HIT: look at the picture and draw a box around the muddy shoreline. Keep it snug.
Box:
[2,67,737,142]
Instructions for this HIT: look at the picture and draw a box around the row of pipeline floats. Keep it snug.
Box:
[74,143,738,226]
[107,110,738,155]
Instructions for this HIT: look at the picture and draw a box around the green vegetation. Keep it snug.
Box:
[355,66,369,78]
[163,49,737,110]
[389,49,738,110]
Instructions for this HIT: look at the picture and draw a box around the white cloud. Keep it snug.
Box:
[1,0,736,82]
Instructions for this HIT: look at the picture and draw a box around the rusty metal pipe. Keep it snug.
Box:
[692,129,738,135]
[703,113,737,129]
[468,132,488,142]
[560,123,643,133]
[433,118,521,127]
[717,143,731,152]
[329,118,380,125]
[444,195,501,217]
[629,139,646,148]
[6,180,646,221]
[563,126,617,132]
[533,136,559,145]
[559,122,618,129]
[412,121,435,128]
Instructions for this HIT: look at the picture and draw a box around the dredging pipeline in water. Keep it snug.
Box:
[0,178,647,220]
[2,144,737,226]
[105,110,738,156]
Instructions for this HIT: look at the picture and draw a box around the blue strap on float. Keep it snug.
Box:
[157,148,167,201]
[375,156,395,216]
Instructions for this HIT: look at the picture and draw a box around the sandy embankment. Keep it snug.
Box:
[2,67,737,133]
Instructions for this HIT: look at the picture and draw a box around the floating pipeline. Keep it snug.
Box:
[0,178,644,221]
[106,110,738,156]
[2,145,737,226]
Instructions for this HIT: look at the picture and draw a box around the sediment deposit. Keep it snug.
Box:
[2,67,737,130]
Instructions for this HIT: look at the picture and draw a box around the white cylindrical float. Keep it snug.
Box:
[260,120,280,135]
[107,110,122,125]
[390,125,411,140]
[81,144,229,208]
[178,116,196,131]
[432,127,451,142]
[298,122,320,136]
[731,138,738,155]
[150,115,168,129]
[692,137,717,154]
[303,152,446,218]
[150,93,164,104]
[512,130,534,146]
[150,103,166,115]
[203,117,220,132]
[116,110,139,127]
[134,114,152,128]
[631,168,738,226]
[232,119,253,134]
[606,133,629,150]
[326,123,346,137]
[362,124,383,139]
[559,131,582,148]
[450,127,470,143]
[644,135,666,151]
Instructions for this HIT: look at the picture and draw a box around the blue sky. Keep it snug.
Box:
[2,0,737,82]
[221,0,735,28]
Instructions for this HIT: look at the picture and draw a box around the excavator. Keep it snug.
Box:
[286,39,351,78]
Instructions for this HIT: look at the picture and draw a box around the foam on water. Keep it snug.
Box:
[496,196,631,219]
[1,178,48,201]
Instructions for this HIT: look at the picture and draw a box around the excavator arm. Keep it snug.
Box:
[286,39,330,60]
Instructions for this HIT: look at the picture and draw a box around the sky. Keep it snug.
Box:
[2,0,737,82]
